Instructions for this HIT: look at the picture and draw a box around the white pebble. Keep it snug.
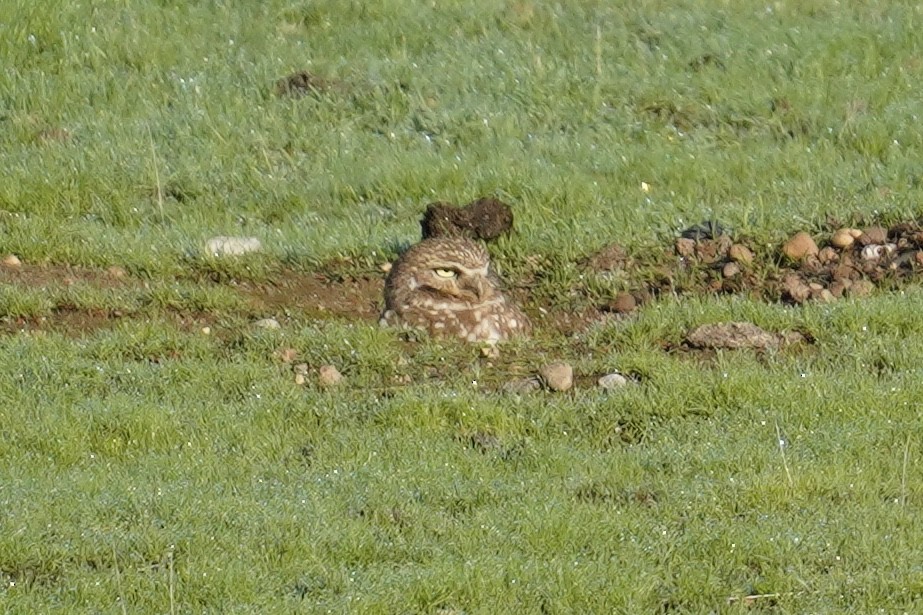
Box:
[205,236,262,256]
[598,372,629,390]
[254,318,281,330]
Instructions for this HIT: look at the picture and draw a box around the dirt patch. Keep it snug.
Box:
[274,70,341,98]
[237,273,382,320]
[0,262,131,290]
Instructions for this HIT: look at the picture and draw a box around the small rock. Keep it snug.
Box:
[848,279,874,298]
[686,321,791,351]
[722,262,741,278]
[1,254,22,268]
[861,226,888,245]
[201,326,211,335]
[294,373,306,386]
[254,317,281,330]
[480,345,500,359]
[380,262,392,273]
[808,282,824,291]
[831,228,856,249]
[205,236,262,257]
[503,377,542,394]
[817,247,839,265]
[782,231,819,261]
[606,292,637,314]
[293,363,310,375]
[728,244,754,265]
[539,362,574,392]
[598,372,629,390]
[915,251,923,267]
[675,238,696,258]
[832,263,859,282]
[812,288,836,303]
[318,364,344,387]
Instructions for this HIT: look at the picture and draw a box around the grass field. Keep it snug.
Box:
[4,0,923,612]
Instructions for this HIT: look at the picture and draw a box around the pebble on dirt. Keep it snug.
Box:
[205,236,262,257]
[781,231,819,261]
[539,362,574,392]
[722,262,741,278]
[1,254,22,268]
[831,228,857,249]
[728,244,754,265]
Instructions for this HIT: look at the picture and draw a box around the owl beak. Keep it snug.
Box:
[472,275,488,301]
[460,275,487,301]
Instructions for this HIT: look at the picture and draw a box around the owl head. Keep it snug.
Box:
[385,237,500,308]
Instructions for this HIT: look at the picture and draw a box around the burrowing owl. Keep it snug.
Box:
[380,237,531,344]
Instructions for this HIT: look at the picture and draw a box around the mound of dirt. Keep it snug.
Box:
[274,70,338,98]
[420,197,514,241]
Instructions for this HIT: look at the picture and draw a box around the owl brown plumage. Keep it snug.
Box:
[380,237,531,344]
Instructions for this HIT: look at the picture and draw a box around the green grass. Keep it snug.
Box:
[3,0,923,612]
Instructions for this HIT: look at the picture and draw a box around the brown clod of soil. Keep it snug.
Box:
[274,71,336,97]
[686,322,803,351]
[603,292,637,314]
[675,238,696,258]
[781,273,812,304]
[860,226,888,245]
[318,364,344,387]
[584,243,628,272]
[420,198,513,241]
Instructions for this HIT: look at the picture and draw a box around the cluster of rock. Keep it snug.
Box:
[779,225,923,303]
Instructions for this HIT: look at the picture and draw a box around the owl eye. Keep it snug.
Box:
[434,268,457,278]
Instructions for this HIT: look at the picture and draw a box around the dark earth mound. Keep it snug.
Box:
[420,197,514,241]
